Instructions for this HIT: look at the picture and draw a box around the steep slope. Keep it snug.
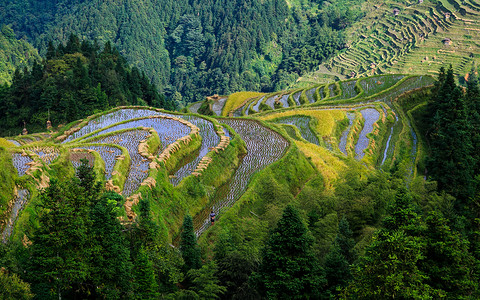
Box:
[318,0,480,79]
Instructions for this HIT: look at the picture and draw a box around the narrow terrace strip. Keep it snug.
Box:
[355,108,381,160]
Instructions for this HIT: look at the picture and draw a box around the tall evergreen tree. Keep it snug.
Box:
[420,211,479,298]
[465,67,480,176]
[89,192,133,298]
[25,174,94,298]
[133,246,160,300]
[180,214,202,273]
[324,216,354,297]
[427,66,475,201]
[255,205,325,299]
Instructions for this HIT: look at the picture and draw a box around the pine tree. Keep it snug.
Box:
[133,246,159,300]
[465,67,480,175]
[420,211,479,298]
[427,66,475,201]
[180,214,202,272]
[335,215,356,264]
[25,178,92,299]
[324,216,354,297]
[256,205,325,299]
[89,192,132,298]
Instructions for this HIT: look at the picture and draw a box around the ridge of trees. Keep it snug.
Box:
[0,34,174,135]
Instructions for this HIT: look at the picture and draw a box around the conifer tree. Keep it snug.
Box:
[180,214,202,272]
[133,246,159,300]
[420,211,479,298]
[335,215,356,264]
[427,66,475,201]
[343,189,434,299]
[324,216,354,297]
[256,205,325,299]
[25,174,93,298]
[466,67,480,175]
[89,192,132,298]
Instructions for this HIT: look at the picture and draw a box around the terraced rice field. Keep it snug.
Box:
[11,153,34,176]
[321,0,480,78]
[2,73,435,242]
[194,119,289,235]
[73,145,121,179]
[273,116,319,145]
[1,189,29,243]
[88,130,151,196]
[70,152,95,168]
[339,112,356,155]
[355,108,381,160]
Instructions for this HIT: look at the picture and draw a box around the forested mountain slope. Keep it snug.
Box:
[0,0,355,105]
[0,25,40,85]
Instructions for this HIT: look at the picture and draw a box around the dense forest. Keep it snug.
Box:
[0,0,362,105]
[0,25,40,85]
[0,35,173,135]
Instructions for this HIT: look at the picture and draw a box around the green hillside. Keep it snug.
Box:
[1,0,480,297]
[0,0,355,104]
[0,25,40,85]
[2,68,479,297]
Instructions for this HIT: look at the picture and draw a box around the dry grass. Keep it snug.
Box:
[222,92,265,116]
[260,109,347,137]
[295,141,346,192]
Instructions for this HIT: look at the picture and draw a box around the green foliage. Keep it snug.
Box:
[0,147,17,223]
[0,0,351,104]
[0,267,33,300]
[180,215,201,272]
[25,176,96,298]
[0,25,40,85]
[89,192,132,298]
[187,262,226,299]
[343,189,434,299]
[0,35,173,135]
[255,205,325,299]
[133,246,160,300]
[426,66,476,201]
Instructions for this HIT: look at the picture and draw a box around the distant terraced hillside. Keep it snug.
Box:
[315,0,480,80]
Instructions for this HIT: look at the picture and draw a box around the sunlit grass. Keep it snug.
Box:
[260,109,347,137]
[0,138,15,148]
[222,92,265,116]
[295,141,346,192]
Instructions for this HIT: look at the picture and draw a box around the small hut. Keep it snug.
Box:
[418,0,423,4]
[350,71,356,78]
[445,12,451,19]
[442,38,452,46]
[393,8,400,16]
